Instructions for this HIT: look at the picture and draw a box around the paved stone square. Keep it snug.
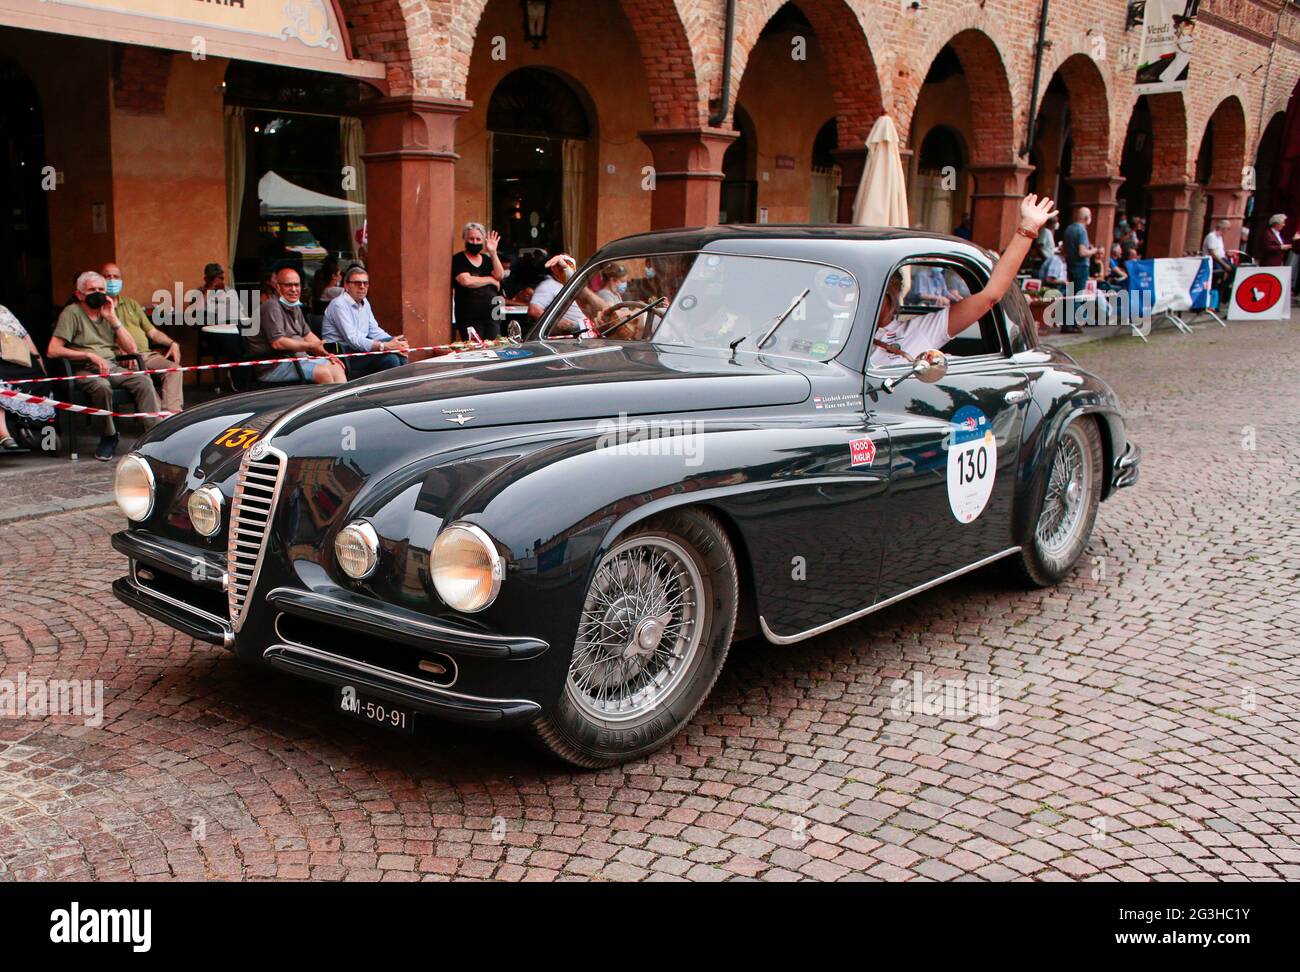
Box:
[1,319,1297,881]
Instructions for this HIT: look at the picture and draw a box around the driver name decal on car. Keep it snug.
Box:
[947,405,996,523]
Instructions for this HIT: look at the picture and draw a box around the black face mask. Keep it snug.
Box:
[84,292,108,310]
[465,242,483,255]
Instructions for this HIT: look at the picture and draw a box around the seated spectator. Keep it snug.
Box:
[192,262,250,329]
[0,303,55,451]
[1203,218,1235,301]
[529,254,599,334]
[906,266,963,306]
[1036,217,1059,268]
[594,263,630,305]
[1037,252,1068,288]
[321,266,409,377]
[47,271,161,461]
[244,267,346,385]
[953,212,973,240]
[1101,243,1129,291]
[310,257,342,315]
[101,262,183,414]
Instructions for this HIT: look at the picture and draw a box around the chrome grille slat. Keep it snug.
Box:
[226,448,286,631]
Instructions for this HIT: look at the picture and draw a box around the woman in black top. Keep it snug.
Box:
[452,222,504,340]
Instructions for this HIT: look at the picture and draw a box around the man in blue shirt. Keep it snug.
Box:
[1060,207,1097,332]
[322,266,409,377]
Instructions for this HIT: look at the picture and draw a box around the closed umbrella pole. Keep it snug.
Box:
[851,115,909,230]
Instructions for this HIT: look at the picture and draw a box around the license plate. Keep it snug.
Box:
[335,685,415,735]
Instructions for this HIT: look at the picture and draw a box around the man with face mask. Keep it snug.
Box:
[100,262,183,414]
[48,270,162,461]
[244,266,347,385]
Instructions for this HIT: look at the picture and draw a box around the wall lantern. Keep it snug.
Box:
[522,0,551,48]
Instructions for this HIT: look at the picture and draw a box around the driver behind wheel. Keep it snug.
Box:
[869,193,1057,369]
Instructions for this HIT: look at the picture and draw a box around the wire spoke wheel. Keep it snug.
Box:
[568,535,705,722]
[1035,424,1093,558]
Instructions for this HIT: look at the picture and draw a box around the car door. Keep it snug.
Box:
[867,259,1031,601]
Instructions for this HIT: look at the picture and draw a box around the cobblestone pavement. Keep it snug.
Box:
[0,320,1297,882]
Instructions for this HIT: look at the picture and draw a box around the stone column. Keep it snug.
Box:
[1068,174,1125,255]
[1203,183,1250,253]
[1145,183,1195,258]
[968,163,1034,250]
[639,127,738,230]
[359,96,470,353]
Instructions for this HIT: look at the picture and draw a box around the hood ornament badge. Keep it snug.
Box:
[443,408,476,426]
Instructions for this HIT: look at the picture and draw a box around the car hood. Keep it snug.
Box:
[354,341,812,432]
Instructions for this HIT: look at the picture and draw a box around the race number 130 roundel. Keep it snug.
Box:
[947,405,996,524]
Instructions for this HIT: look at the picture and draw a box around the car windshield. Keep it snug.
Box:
[537,252,858,361]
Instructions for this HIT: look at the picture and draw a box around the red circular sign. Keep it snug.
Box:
[1234,272,1283,314]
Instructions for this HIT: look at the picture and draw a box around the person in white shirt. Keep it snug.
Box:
[1202,219,1234,302]
[529,253,609,335]
[870,193,1057,370]
[321,266,409,377]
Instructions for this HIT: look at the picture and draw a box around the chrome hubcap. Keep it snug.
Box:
[1036,426,1091,557]
[569,536,704,721]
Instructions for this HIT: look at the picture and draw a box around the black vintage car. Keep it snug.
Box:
[111,226,1140,767]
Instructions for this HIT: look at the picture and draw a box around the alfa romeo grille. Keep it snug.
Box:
[226,445,286,631]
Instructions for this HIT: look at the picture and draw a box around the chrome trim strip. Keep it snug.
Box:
[759,546,1022,645]
[128,564,234,648]
[264,587,532,646]
[262,643,538,709]
[260,344,625,445]
[273,612,458,689]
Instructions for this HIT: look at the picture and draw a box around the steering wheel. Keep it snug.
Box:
[597,300,665,340]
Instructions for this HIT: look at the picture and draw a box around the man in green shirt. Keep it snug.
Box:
[101,262,183,413]
[47,270,162,461]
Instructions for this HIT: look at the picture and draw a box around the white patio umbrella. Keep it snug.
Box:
[850,114,909,229]
[258,170,365,217]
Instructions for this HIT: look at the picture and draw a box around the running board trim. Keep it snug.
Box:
[759,546,1022,645]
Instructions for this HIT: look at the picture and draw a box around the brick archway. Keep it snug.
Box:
[1144,92,1189,184]
[1200,96,1248,187]
[729,0,884,146]
[1044,53,1110,176]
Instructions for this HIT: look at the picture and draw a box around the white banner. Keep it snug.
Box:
[1227,267,1291,321]
[1136,0,1198,95]
[1151,256,1207,313]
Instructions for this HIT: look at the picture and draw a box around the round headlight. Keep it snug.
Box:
[431,523,503,613]
[335,521,380,580]
[187,486,224,537]
[114,454,155,522]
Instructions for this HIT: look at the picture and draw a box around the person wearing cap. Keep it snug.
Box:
[100,262,183,414]
[528,254,611,335]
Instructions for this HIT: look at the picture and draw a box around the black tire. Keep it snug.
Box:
[531,507,738,768]
[1008,417,1103,587]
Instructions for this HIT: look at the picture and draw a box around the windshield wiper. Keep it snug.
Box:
[755,288,810,350]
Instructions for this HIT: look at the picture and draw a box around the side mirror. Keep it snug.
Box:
[506,320,523,342]
[881,349,947,393]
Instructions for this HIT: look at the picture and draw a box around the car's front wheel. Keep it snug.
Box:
[1009,417,1103,587]
[530,508,738,768]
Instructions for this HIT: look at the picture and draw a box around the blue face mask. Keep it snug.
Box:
[616,281,628,294]
[279,296,302,308]
[105,279,123,296]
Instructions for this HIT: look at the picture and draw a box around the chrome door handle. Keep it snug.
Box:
[1004,389,1030,404]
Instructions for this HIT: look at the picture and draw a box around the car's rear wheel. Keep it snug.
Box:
[1009,418,1103,587]
[530,508,737,768]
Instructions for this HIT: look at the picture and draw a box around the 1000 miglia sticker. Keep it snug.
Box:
[946,405,996,523]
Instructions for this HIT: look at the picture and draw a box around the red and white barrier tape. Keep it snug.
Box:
[0,330,508,419]
[3,337,498,386]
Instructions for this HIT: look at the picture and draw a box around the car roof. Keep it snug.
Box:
[592,224,991,257]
